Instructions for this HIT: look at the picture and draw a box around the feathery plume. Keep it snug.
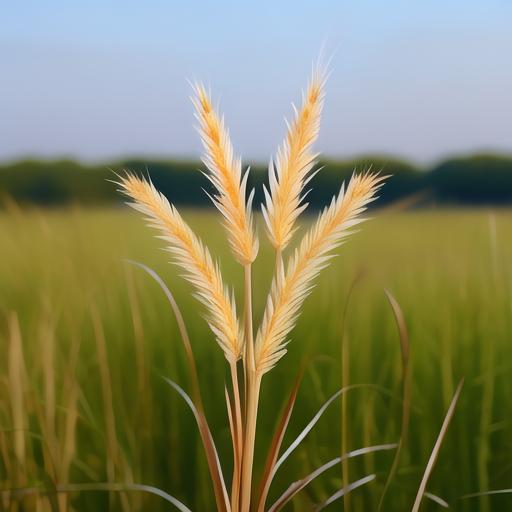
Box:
[262,66,326,252]
[193,84,258,265]
[118,173,242,362]
[255,172,385,373]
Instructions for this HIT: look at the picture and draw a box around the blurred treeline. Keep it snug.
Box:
[1,154,511,208]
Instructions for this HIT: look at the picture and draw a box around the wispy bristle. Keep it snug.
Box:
[255,173,386,373]
[192,84,258,265]
[118,173,242,362]
[262,66,326,251]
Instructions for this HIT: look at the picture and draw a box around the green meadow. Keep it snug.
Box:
[1,207,511,511]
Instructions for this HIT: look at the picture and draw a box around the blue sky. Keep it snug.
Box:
[1,0,511,163]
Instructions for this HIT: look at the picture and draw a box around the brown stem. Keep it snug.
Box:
[240,371,261,512]
[275,249,283,277]
[240,264,260,512]
[230,360,243,511]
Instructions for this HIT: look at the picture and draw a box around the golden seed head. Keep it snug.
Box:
[255,172,386,374]
[193,84,258,265]
[118,173,243,362]
[262,66,326,252]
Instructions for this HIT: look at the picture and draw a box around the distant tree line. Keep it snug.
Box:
[0,154,511,208]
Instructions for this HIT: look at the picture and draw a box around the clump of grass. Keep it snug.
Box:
[0,62,480,512]
[117,64,386,512]
[1,310,83,512]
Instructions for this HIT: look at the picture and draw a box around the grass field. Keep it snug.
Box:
[1,207,511,511]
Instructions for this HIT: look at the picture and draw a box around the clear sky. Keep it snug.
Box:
[1,0,511,164]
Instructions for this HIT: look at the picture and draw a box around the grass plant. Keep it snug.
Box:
[117,65,386,511]
[1,65,511,511]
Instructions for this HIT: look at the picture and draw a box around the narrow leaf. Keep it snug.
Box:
[461,488,512,499]
[315,474,376,510]
[128,262,230,512]
[225,385,241,511]
[411,379,464,512]
[425,492,450,508]
[274,386,359,475]
[378,290,412,511]
[339,272,364,512]
[269,444,396,512]
[126,261,203,405]
[164,377,230,512]
[255,368,303,512]
[2,483,192,512]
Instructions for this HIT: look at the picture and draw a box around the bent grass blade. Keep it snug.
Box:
[378,290,412,511]
[128,261,230,512]
[268,444,397,512]
[2,483,193,512]
[315,474,376,511]
[411,379,464,512]
[163,377,230,512]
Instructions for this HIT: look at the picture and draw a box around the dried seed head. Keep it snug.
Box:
[118,173,242,362]
[255,172,386,373]
[262,66,326,252]
[193,84,258,265]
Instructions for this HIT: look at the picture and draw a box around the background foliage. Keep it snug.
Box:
[1,154,511,208]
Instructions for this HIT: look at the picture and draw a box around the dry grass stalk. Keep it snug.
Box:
[118,174,242,364]
[2,306,86,512]
[255,173,385,374]
[118,64,385,512]
[91,305,133,512]
[411,379,464,512]
[40,313,58,473]
[193,84,258,265]
[192,89,258,498]
[8,312,27,483]
[262,66,325,253]
[59,334,81,506]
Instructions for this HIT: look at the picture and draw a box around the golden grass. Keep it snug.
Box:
[2,206,501,511]
[255,173,385,374]
[8,312,27,484]
[117,69,384,512]
[262,66,325,253]
[4,61,458,512]
[193,84,258,265]
[117,174,242,363]
[2,310,84,512]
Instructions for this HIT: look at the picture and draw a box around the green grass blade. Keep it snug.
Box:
[424,492,449,508]
[272,383,380,477]
[126,261,203,408]
[129,261,230,511]
[340,273,363,512]
[2,483,193,512]
[461,488,512,499]
[274,387,347,475]
[255,368,303,512]
[411,379,464,512]
[163,377,230,512]
[315,474,376,510]
[269,444,396,512]
[378,290,412,510]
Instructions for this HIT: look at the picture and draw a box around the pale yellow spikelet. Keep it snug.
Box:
[255,172,385,373]
[192,84,258,265]
[118,173,242,362]
[262,66,326,251]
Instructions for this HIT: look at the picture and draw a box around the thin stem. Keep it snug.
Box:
[240,264,260,512]
[244,264,255,374]
[241,372,261,512]
[230,361,243,511]
[275,249,283,277]
[230,362,243,451]
[341,331,350,512]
